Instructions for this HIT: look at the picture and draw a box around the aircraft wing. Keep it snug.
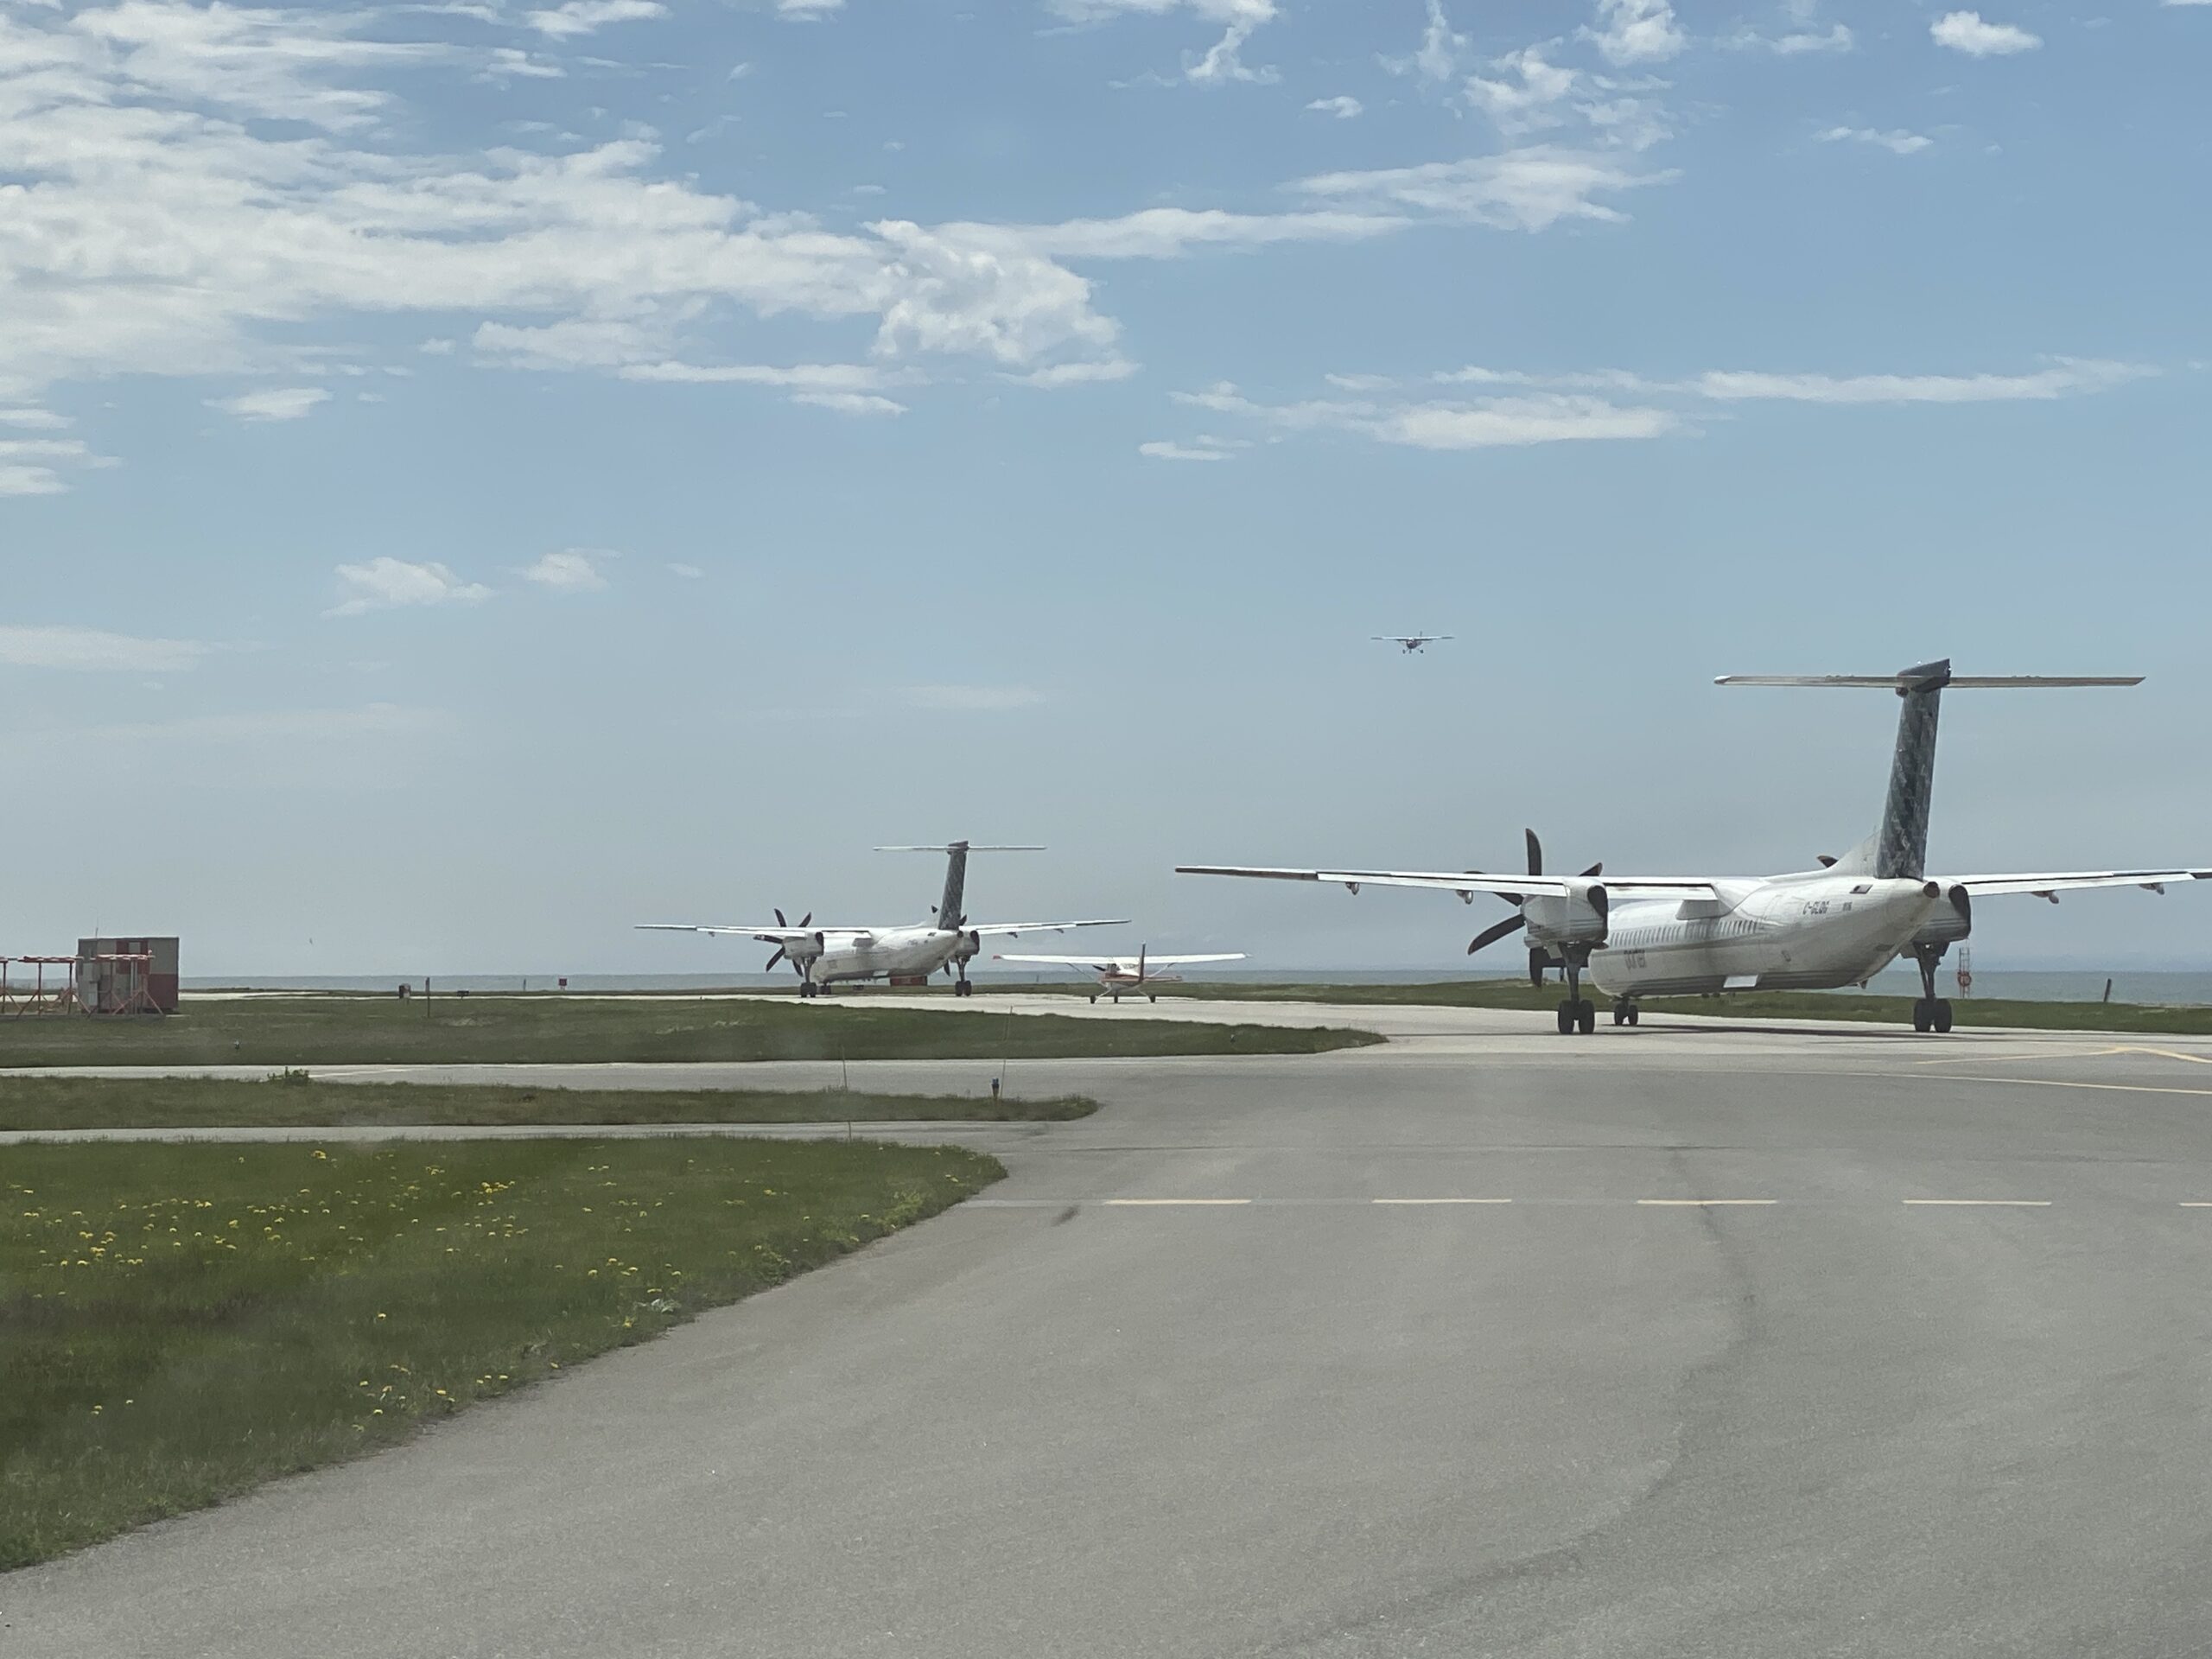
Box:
[1943,869,2212,898]
[995,952,1246,969]
[965,918,1129,938]
[1177,866,1719,899]
[635,924,857,944]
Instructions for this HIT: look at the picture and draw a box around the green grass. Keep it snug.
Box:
[0,1137,1001,1569]
[1080,977,2212,1033]
[0,995,1376,1067]
[0,1076,1097,1131]
[0,1075,1096,1131]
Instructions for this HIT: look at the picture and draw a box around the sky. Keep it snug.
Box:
[2,0,2208,976]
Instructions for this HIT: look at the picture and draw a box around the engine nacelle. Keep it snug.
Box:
[952,930,982,963]
[1911,884,1973,949]
[1523,880,1610,949]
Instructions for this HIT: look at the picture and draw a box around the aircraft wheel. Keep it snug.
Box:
[1626,1006,1639,1027]
[1611,1005,1625,1027]
[1555,1002,1573,1035]
[1089,994,1097,1004]
[1576,1001,1597,1035]
[1932,999,1955,1034]
[1911,999,1931,1033]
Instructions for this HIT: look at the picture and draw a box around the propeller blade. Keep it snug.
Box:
[1467,914,1528,956]
[1525,828,1542,878]
[765,947,785,972]
[774,908,787,928]
[798,912,812,929]
[1529,948,1548,988]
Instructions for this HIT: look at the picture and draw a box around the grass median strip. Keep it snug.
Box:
[0,1075,1096,1133]
[0,1136,1001,1569]
[0,995,1377,1068]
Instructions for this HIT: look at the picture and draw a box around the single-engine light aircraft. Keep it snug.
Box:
[640,842,1125,997]
[994,944,1247,1002]
[1375,632,1453,654]
[1180,660,2208,1035]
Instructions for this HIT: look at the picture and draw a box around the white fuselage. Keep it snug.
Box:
[1581,873,1942,998]
[802,926,970,986]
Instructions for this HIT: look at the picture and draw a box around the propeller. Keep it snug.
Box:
[1466,829,1602,965]
[765,908,811,976]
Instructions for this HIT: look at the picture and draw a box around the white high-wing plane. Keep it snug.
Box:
[1376,632,1453,654]
[994,944,1247,1002]
[1181,660,2209,1036]
[639,842,1126,998]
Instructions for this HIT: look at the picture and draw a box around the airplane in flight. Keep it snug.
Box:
[1180,660,2208,1035]
[1375,632,1453,654]
[639,842,1125,998]
[993,944,1248,1002]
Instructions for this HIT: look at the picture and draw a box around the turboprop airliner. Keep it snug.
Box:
[639,842,1125,998]
[993,945,1248,1002]
[1180,661,2208,1035]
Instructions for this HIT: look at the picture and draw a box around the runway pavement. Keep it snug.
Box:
[11,1016,2212,1656]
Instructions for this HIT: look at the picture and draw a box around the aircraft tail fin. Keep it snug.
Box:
[875,842,1044,928]
[1716,661,2144,882]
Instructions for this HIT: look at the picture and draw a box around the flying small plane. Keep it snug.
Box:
[1375,632,1453,654]
[993,944,1247,1002]
[1180,660,2208,1036]
[639,842,1125,998]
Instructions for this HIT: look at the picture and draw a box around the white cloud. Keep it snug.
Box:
[1139,438,1236,461]
[667,562,704,579]
[1695,359,2148,403]
[327,557,493,617]
[1817,126,1934,156]
[1049,0,1280,86]
[521,549,609,591]
[0,435,113,495]
[1174,382,1681,450]
[207,386,331,423]
[1384,0,1470,80]
[1465,48,1581,137]
[1930,10,2041,54]
[1730,22,1854,52]
[901,684,1045,712]
[1014,358,1141,388]
[1586,0,1684,65]
[793,390,906,415]
[0,626,213,672]
[1294,148,1665,232]
[0,407,71,429]
[1305,95,1363,118]
[524,0,668,39]
[777,0,846,16]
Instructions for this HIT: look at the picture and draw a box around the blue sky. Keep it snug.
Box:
[2,0,2208,975]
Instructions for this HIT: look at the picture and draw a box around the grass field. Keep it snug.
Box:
[1090,977,2212,1033]
[0,995,1376,1067]
[0,1137,1001,1568]
[0,1075,1096,1132]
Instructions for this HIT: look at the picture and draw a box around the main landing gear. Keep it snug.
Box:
[1611,999,1640,1027]
[1910,944,1955,1034]
[1554,948,1598,1035]
[798,980,820,999]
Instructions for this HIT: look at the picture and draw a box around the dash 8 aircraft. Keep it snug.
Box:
[640,842,1124,997]
[1181,661,2208,1035]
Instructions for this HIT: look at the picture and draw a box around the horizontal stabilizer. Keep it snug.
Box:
[1717,673,2143,689]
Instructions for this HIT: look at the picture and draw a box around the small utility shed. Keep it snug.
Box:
[77,936,180,1014]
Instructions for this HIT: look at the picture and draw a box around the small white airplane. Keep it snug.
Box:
[1376,632,1453,654]
[1181,660,2209,1036]
[994,944,1247,1002]
[639,842,1126,998]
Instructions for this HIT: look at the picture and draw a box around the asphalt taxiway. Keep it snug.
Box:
[10,1010,2212,1656]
